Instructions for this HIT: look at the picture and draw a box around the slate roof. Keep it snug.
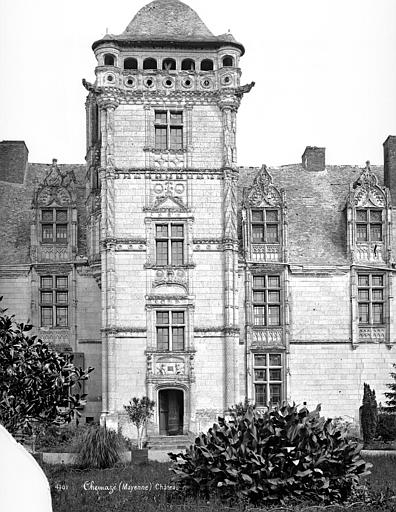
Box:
[92,0,244,54]
[0,163,86,265]
[238,164,385,266]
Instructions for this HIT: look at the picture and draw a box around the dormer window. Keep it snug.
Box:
[356,209,383,242]
[41,209,68,244]
[104,54,115,66]
[251,209,279,243]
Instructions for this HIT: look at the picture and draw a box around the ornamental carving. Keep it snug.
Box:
[251,328,283,347]
[349,161,388,208]
[359,327,386,342]
[149,177,188,210]
[156,362,185,375]
[153,269,187,291]
[244,165,283,207]
[33,159,76,207]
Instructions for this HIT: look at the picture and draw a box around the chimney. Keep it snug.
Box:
[384,135,396,203]
[302,146,326,172]
[0,140,29,184]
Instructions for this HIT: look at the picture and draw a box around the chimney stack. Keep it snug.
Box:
[302,146,326,172]
[0,140,29,184]
[384,135,396,203]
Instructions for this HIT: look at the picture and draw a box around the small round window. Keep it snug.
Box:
[201,78,211,89]
[164,78,174,88]
[221,75,232,86]
[145,78,154,88]
[182,78,193,88]
[125,76,135,87]
[107,74,114,82]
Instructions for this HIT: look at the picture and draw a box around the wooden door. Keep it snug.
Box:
[159,391,169,435]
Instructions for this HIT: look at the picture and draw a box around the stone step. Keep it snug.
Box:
[147,434,194,450]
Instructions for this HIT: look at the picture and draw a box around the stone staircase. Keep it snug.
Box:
[147,434,194,451]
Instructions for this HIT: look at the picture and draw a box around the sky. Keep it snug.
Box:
[0,0,395,166]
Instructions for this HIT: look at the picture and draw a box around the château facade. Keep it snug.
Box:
[1,0,395,437]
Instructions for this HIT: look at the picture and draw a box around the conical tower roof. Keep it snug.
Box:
[92,0,244,54]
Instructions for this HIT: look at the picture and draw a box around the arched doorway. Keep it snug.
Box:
[158,389,184,435]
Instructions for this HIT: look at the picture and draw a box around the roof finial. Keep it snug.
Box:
[365,160,370,170]
[106,27,109,34]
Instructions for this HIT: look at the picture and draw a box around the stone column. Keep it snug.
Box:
[97,99,119,424]
[223,168,239,408]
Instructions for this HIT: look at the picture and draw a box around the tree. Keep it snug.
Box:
[359,383,378,444]
[385,363,396,412]
[0,300,93,434]
[124,396,155,449]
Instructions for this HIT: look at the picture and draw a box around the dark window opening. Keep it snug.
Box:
[200,59,213,71]
[156,311,185,351]
[181,59,195,71]
[143,58,157,70]
[162,58,176,71]
[358,273,385,325]
[124,57,137,70]
[154,110,183,150]
[104,54,115,66]
[222,55,234,67]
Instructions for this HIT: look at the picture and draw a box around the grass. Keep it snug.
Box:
[42,455,396,512]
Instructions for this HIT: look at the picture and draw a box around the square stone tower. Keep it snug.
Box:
[84,0,254,435]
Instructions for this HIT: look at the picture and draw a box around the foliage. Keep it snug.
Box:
[0,299,93,434]
[170,404,371,505]
[360,383,378,445]
[227,397,252,421]
[41,456,396,512]
[376,412,396,443]
[124,396,155,449]
[385,363,396,412]
[35,423,94,452]
[75,425,125,469]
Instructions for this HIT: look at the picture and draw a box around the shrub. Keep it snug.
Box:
[124,396,155,449]
[0,299,93,434]
[360,383,378,445]
[385,363,396,412]
[377,412,396,443]
[75,425,125,469]
[170,404,371,505]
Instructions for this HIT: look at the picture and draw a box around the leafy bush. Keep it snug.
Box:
[76,425,125,469]
[170,404,371,505]
[385,363,396,412]
[0,299,93,434]
[360,383,378,445]
[377,412,396,443]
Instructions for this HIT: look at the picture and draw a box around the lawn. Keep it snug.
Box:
[43,455,396,512]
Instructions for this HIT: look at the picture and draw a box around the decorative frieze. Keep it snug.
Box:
[359,327,386,342]
[251,328,284,347]
[251,244,281,262]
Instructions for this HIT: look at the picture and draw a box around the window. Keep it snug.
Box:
[253,275,281,326]
[356,209,383,242]
[156,223,184,265]
[41,209,68,243]
[156,311,185,351]
[104,54,115,66]
[358,274,385,325]
[200,59,214,71]
[181,58,195,71]
[253,353,283,407]
[124,57,137,70]
[162,58,176,71]
[251,209,279,243]
[143,58,157,70]
[222,55,234,67]
[40,275,69,327]
[154,110,183,150]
